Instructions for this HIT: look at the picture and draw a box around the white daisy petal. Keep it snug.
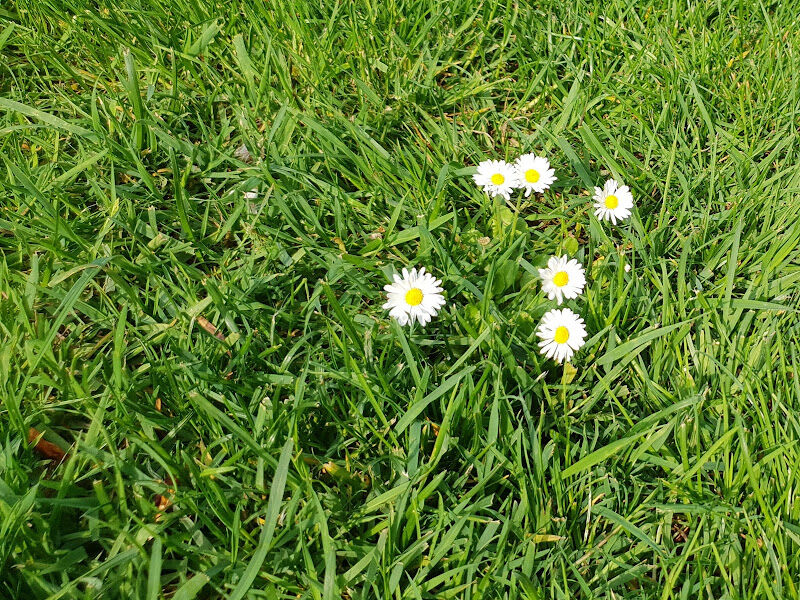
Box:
[383,267,446,327]
[514,154,556,197]
[539,255,586,305]
[473,159,519,200]
[535,308,587,364]
[593,178,634,224]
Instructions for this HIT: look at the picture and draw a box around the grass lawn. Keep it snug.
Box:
[2,0,800,597]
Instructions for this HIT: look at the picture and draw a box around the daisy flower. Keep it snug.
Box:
[514,154,556,196]
[473,159,518,200]
[539,255,586,305]
[383,267,445,327]
[593,179,634,224]
[536,308,587,364]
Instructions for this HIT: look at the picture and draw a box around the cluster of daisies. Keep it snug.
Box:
[383,153,635,365]
[472,154,558,200]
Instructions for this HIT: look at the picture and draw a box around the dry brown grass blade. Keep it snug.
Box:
[197,315,226,342]
[196,315,232,357]
[28,427,68,463]
[154,476,178,521]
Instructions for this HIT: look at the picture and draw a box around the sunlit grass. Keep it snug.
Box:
[2,1,800,598]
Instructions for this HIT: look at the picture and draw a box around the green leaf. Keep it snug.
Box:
[172,573,210,600]
[394,366,475,433]
[561,435,640,478]
[229,438,294,600]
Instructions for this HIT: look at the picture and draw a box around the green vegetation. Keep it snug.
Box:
[2,1,800,597]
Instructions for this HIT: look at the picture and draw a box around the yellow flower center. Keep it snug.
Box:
[490,173,505,185]
[553,271,569,287]
[605,194,619,209]
[525,169,540,183]
[405,288,423,306]
[554,326,570,344]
